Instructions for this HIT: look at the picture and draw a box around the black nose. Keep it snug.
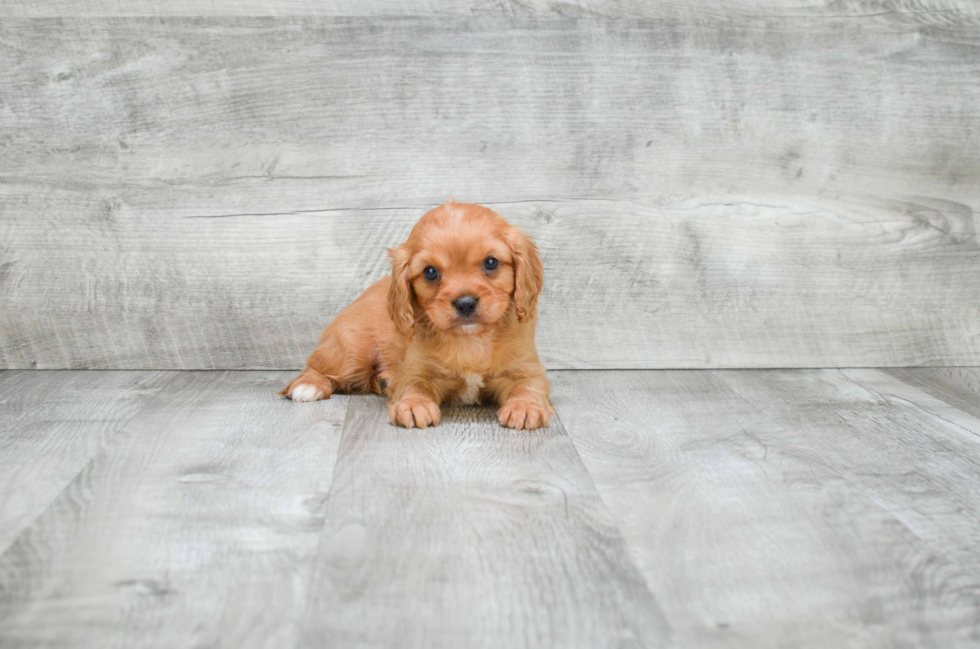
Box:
[453,296,478,317]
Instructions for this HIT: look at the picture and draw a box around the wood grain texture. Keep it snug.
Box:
[0,370,170,555]
[3,0,979,20]
[884,367,980,422]
[551,369,980,648]
[2,368,980,646]
[842,367,980,440]
[2,13,979,369]
[0,371,348,649]
[3,190,979,370]
[299,395,670,649]
[713,368,980,644]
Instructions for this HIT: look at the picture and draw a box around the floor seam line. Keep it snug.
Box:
[0,370,181,561]
[291,393,355,649]
[837,369,980,443]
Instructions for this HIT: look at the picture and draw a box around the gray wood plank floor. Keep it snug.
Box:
[1,368,979,647]
[0,371,170,555]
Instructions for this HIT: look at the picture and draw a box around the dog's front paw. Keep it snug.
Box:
[389,397,442,428]
[497,400,550,430]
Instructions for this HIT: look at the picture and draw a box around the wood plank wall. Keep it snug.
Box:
[1,1,978,369]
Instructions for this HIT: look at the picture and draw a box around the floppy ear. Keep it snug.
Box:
[509,228,544,322]
[387,245,415,336]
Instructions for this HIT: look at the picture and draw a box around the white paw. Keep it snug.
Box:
[290,384,323,402]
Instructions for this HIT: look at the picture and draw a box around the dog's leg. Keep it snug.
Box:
[280,328,353,402]
[386,372,447,428]
[281,278,394,403]
[490,371,552,430]
[280,367,334,402]
[388,388,442,428]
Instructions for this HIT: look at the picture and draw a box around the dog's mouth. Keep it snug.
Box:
[449,316,485,335]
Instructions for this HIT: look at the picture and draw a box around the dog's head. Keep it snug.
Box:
[387,201,543,337]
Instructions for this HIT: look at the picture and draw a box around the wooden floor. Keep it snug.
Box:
[1,369,979,648]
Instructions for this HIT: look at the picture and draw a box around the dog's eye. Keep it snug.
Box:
[483,257,498,271]
[423,266,440,281]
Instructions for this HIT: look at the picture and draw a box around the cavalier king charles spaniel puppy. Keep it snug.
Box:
[280,200,551,430]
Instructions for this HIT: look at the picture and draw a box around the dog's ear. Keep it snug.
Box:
[387,245,415,337]
[509,228,544,322]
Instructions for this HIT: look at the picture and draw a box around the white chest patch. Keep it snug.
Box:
[458,373,484,405]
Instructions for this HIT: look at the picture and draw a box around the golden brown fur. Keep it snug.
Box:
[280,201,551,429]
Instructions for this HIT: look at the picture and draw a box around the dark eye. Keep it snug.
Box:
[423,266,440,281]
[483,257,498,271]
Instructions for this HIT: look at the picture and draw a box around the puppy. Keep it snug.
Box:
[280,200,551,430]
